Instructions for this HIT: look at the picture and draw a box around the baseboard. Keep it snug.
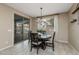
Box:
[68,43,79,54]
[55,40,68,44]
[0,45,13,51]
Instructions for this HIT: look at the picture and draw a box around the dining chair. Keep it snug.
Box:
[46,32,56,51]
[28,30,32,44]
[30,33,42,54]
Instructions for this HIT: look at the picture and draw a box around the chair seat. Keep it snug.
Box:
[46,43,54,47]
[32,41,42,45]
[46,40,52,43]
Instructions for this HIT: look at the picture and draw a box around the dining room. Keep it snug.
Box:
[29,12,55,54]
[0,3,79,55]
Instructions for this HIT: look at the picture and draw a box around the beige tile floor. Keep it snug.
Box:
[0,40,78,55]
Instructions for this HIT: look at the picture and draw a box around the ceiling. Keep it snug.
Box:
[5,3,73,17]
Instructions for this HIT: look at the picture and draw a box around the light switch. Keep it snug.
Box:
[8,29,11,32]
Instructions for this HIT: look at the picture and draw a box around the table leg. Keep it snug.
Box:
[41,41,46,50]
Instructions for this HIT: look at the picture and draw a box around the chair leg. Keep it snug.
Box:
[52,43,54,51]
[28,40,30,44]
[37,42,39,54]
[30,46,32,52]
[37,47,38,54]
[28,39,30,44]
[30,42,32,52]
[53,47,54,51]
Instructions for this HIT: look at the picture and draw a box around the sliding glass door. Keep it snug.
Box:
[14,14,30,44]
[23,18,30,40]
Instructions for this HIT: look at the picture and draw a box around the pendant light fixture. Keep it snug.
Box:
[40,7,51,25]
[40,7,43,19]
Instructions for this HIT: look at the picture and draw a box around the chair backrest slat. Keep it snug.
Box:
[52,32,56,42]
[30,33,38,41]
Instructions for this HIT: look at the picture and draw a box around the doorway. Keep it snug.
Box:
[14,14,30,44]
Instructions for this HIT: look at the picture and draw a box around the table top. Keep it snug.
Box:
[38,33,51,41]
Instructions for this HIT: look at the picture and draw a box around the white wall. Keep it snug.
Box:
[0,4,14,50]
[54,14,69,43]
[30,18,38,32]
[0,4,31,50]
[69,4,79,51]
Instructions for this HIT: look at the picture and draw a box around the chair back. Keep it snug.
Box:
[52,32,56,43]
[28,30,32,40]
[30,33,38,42]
